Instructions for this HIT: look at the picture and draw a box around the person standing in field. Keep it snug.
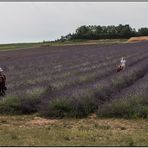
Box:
[120,57,126,70]
[0,68,7,96]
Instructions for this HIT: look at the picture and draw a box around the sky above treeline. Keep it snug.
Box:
[0,2,148,44]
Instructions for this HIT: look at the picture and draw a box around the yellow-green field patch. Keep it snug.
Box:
[0,115,148,146]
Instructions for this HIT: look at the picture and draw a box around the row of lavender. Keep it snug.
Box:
[97,72,148,118]
[42,56,148,117]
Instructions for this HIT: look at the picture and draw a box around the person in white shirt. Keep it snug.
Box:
[120,57,126,70]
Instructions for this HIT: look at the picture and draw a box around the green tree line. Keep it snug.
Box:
[59,24,148,41]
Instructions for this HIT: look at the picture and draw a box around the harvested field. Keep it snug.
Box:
[0,41,148,118]
[128,36,148,43]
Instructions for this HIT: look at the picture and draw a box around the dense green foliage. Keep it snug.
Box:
[59,24,148,41]
[0,88,46,114]
[97,95,148,119]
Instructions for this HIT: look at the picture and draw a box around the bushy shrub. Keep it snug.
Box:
[70,96,97,118]
[0,87,46,115]
[42,94,97,118]
[42,98,73,118]
[0,96,21,114]
[97,95,148,119]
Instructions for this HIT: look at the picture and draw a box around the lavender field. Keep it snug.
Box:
[0,41,148,118]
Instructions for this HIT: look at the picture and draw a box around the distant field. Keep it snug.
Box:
[0,42,42,51]
[0,39,127,51]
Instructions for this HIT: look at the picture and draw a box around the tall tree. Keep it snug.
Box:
[138,28,148,36]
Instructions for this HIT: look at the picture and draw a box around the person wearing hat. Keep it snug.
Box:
[0,68,7,96]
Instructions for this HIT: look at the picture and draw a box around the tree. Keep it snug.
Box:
[138,28,148,36]
[58,24,148,41]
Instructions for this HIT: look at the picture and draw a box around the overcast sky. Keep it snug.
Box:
[0,2,148,44]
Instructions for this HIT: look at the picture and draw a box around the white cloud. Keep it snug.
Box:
[0,2,148,44]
